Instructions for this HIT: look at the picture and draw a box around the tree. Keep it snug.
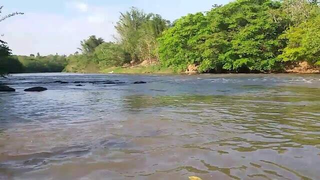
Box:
[15,54,67,73]
[0,6,23,76]
[281,0,317,26]
[115,7,149,63]
[0,40,13,75]
[115,7,169,63]
[0,6,23,23]
[0,40,10,57]
[206,0,286,72]
[94,42,130,67]
[158,13,209,72]
[158,0,287,73]
[137,13,169,62]
[79,35,104,54]
[280,14,320,66]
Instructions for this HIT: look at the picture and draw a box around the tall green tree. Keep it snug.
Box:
[207,0,286,72]
[115,7,169,63]
[94,42,130,67]
[280,14,320,66]
[137,14,169,62]
[159,0,287,73]
[79,35,104,54]
[158,13,209,72]
[115,7,149,62]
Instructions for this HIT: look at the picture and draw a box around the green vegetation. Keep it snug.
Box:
[64,0,320,74]
[2,0,320,75]
[15,54,67,73]
[115,7,169,63]
[64,36,131,72]
[159,0,320,73]
[64,8,170,73]
[280,14,320,66]
[1,54,67,74]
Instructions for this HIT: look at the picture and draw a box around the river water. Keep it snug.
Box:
[0,73,319,180]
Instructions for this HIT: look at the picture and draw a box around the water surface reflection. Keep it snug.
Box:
[0,74,319,179]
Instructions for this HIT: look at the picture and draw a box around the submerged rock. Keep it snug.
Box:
[133,81,147,84]
[73,80,124,84]
[0,85,15,92]
[54,81,68,84]
[24,87,47,92]
[103,80,117,84]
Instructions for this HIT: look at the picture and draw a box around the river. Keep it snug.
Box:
[0,73,319,180]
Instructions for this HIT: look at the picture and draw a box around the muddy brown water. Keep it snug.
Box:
[0,73,319,180]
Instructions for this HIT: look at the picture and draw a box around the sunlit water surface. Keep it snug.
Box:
[0,73,320,180]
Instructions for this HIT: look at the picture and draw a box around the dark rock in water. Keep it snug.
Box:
[54,81,68,84]
[0,85,15,92]
[24,87,47,92]
[103,80,117,84]
[133,81,147,84]
[76,84,83,87]
[73,80,125,84]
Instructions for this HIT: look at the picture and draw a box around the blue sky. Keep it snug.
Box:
[1,0,231,55]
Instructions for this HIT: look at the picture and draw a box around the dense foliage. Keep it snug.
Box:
[64,38,130,72]
[280,14,320,66]
[1,54,66,74]
[158,0,320,73]
[79,35,105,55]
[115,7,169,63]
[15,54,67,72]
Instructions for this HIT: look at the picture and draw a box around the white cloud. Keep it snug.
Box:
[74,2,88,13]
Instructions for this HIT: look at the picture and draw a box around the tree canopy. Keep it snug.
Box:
[79,35,105,54]
[115,7,169,63]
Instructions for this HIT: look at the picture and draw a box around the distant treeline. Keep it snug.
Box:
[1,0,320,75]
[0,54,67,74]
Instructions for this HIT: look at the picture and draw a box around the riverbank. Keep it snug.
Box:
[97,61,320,75]
[4,61,319,76]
